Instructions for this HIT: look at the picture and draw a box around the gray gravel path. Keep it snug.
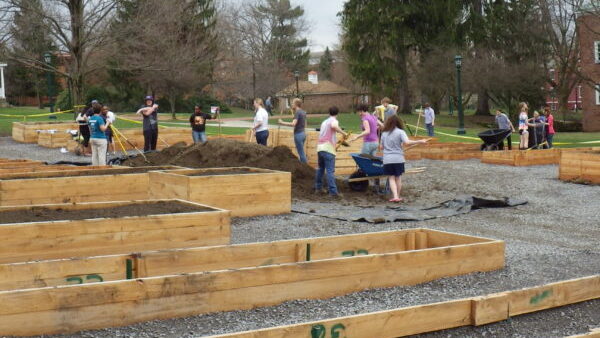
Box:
[2,144,599,338]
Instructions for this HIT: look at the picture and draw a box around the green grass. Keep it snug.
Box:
[2,106,600,146]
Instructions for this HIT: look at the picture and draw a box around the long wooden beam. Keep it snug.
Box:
[0,229,504,336]
[0,229,497,291]
[210,275,600,338]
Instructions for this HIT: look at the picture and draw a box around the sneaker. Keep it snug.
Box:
[313,188,326,195]
[330,193,344,199]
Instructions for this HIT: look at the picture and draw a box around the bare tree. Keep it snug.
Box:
[0,0,117,106]
[539,0,590,113]
[114,0,217,118]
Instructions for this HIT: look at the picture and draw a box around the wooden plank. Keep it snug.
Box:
[566,328,600,338]
[508,275,600,316]
[211,299,473,338]
[208,275,600,338]
[471,292,509,325]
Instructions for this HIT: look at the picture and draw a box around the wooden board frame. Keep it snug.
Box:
[559,150,600,184]
[481,149,561,166]
[11,121,78,143]
[0,165,181,206]
[0,228,504,336]
[148,167,291,217]
[210,275,600,338]
[0,199,230,264]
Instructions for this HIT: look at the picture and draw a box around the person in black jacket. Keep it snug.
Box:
[136,95,159,151]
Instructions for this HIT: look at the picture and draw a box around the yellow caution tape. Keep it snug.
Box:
[406,124,481,141]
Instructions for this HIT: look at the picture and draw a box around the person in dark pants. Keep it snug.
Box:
[76,107,91,155]
[495,110,515,150]
[252,98,269,146]
[136,96,159,152]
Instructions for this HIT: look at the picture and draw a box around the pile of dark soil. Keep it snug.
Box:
[0,201,210,224]
[125,139,319,198]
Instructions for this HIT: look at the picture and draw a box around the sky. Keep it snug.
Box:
[227,0,346,53]
[291,0,345,52]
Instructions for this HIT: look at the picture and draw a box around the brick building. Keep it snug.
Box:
[578,12,600,131]
[275,72,358,113]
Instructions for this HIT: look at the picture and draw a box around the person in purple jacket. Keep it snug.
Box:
[351,103,383,156]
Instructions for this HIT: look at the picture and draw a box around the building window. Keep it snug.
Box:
[596,84,600,105]
[596,41,600,64]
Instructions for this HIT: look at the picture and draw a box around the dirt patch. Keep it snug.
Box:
[0,201,211,224]
[123,139,389,202]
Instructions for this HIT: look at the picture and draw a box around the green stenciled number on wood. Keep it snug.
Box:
[66,276,83,284]
[530,289,553,305]
[330,323,346,338]
[126,258,134,279]
[311,324,326,338]
[86,274,104,283]
[342,249,369,257]
[306,243,312,261]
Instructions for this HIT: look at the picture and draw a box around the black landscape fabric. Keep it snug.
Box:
[293,195,528,223]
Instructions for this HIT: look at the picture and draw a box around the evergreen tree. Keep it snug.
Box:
[9,0,55,108]
[341,0,464,114]
[255,0,310,73]
[319,47,334,80]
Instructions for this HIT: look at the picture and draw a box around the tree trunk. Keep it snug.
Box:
[475,89,490,115]
[398,58,411,114]
[68,0,85,105]
[168,90,177,119]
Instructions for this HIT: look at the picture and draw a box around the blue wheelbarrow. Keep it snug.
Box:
[347,153,387,192]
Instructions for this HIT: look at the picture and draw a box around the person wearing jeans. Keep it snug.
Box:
[351,103,382,155]
[314,106,348,197]
[278,98,307,163]
[88,105,110,166]
[136,96,159,152]
[189,105,214,144]
[252,98,269,146]
[421,103,435,137]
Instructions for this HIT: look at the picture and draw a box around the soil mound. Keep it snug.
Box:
[124,139,317,197]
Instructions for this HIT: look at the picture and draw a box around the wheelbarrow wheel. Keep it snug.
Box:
[348,170,369,192]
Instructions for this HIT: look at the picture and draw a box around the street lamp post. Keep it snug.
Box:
[294,70,300,97]
[43,52,55,113]
[454,55,465,135]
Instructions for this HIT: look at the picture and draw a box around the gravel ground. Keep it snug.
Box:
[2,141,599,338]
[0,137,85,163]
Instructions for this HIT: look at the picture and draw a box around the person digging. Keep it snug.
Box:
[314,106,348,198]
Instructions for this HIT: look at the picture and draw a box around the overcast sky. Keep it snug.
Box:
[226,0,345,52]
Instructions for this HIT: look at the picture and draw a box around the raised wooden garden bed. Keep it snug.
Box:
[149,167,291,217]
[481,149,560,166]
[0,165,180,206]
[12,121,78,143]
[0,199,229,264]
[559,150,600,184]
[0,159,44,169]
[0,228,503,335]
[211,275,600,338]
[36,130,72,148]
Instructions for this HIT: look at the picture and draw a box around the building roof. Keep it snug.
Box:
[276,80,353,97]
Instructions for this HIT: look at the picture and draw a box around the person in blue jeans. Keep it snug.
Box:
[278,98,307,163]
[314,106,348,197]
[189,105,214,143]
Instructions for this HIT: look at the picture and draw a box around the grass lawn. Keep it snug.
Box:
[2,106,600,147]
